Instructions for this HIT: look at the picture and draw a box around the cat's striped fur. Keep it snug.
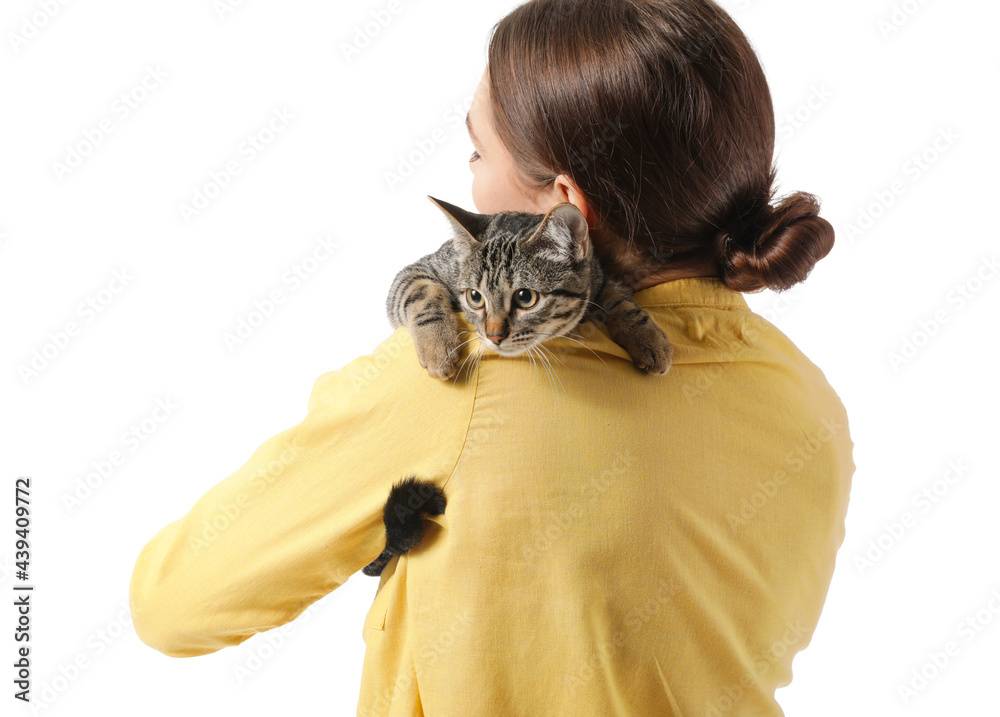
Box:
[385,196,673,380]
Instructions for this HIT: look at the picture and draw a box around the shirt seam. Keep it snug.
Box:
[438,358,480,493]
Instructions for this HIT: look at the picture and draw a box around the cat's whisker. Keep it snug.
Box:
[452,343,480,384]
[525,345,545,391]
[448,346,470,385]
[532,344,567,397]
[534,341,567,370]
[528,343,556,390]
[538,349,567,395]
[522,344,538,385]
[468,344,488,383]
[472,345,487,381]
[581,298,608,314]
[529,346,547,391]
[532,330,608,368]
[442,336,481,365]
[527,345,552,394]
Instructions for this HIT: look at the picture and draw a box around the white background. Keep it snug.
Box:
[1,0,997,715]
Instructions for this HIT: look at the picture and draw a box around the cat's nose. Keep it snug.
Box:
[486,333,507,345]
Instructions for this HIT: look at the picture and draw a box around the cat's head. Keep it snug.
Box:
[428,195,596,357]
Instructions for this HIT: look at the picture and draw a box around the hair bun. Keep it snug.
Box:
[721,191,834,293]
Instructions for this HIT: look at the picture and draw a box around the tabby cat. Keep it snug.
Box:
[385,196,674,380]
[363,197,674,577]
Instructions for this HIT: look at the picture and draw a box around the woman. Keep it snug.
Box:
[130,1,854,714]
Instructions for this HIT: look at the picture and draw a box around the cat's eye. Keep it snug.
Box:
[465,289,485,309]
[513,288,538,309]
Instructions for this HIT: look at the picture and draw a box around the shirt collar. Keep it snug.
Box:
[630,276,750,310]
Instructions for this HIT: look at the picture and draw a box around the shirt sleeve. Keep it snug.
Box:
[128,326,476,658]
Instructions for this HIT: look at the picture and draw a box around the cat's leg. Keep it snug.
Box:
[595,277,674,375]
[395,278,462,379]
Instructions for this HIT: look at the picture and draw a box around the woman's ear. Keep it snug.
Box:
[543,173,596,228]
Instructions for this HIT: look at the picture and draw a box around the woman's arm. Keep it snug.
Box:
[129,326,476,657]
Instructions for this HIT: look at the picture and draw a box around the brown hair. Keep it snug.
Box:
[486,0,834,293]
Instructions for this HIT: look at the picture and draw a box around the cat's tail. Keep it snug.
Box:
[362,475,447,577]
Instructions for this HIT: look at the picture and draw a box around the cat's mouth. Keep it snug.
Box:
[480,336,530,356]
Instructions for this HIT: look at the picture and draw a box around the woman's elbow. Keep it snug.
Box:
[130,574,195,657]
[129,553,223,658]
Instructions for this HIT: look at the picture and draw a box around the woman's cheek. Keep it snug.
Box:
[470,169,494,215]
[469,169,480,210]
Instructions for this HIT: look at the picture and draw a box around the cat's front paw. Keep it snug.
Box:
[621,323,674,376]
[411,315,461,379]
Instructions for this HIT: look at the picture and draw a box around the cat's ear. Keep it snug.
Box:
[526,202,590,262]
[428,196,488,256]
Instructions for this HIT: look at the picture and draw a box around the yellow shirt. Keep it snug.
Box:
[129,277,855,716]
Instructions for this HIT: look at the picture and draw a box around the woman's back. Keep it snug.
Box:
[356,276,854,715]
